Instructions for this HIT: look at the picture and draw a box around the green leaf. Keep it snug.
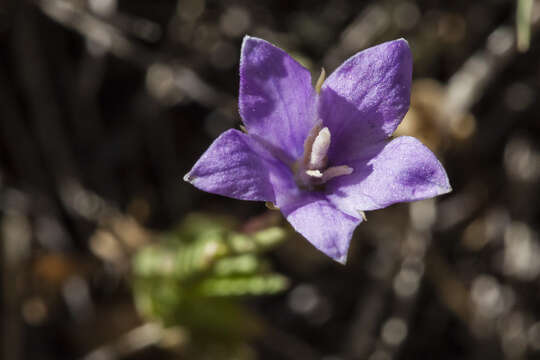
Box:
[131,212,289,357]
[195,274,289,297]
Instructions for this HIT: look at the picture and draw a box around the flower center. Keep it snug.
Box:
[293,121,353,189]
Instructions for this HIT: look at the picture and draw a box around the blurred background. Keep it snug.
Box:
[1,0,540,359]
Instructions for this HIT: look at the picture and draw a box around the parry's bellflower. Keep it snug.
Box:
[184,36,451,263]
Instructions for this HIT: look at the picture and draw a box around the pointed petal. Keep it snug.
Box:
[319,39,412,163]
[281,194,361,264]
[184,129,275,202]
[326,136,451,216]
[239,36,317,160]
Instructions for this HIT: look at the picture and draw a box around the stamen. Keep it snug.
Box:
[321,165,353,182]
[305,169,323,178]
[308,127,331,170]
[306,166,354,184]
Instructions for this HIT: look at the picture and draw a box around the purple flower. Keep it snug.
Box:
[184,36,451,264]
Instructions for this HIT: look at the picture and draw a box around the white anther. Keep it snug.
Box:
[308,127,331,170]
[321,165,353,182]
[306,169,323,178]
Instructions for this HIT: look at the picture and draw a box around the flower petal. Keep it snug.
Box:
[326,136,451,216]
[319,39,412,163]
[239,36,317,160]
[184,129,275,202]
[281,194,362,264]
